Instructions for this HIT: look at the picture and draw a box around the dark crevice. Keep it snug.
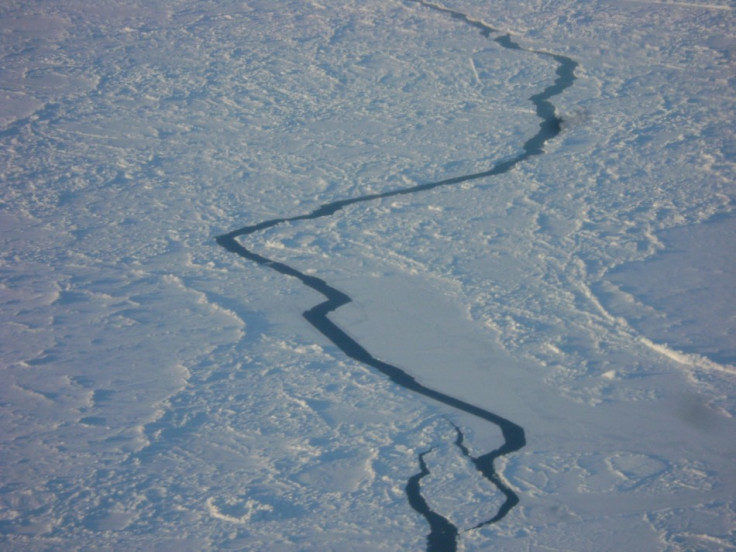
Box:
[450,423,518,529]
[216,1,576,550]
[406,450,458,552]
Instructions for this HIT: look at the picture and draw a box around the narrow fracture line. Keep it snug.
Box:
[406,450,459,552]
[215,0,577,547]
[451,423,518,529]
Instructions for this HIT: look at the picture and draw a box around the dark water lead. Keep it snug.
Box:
[216,1,577,550]
[406,450,458,552]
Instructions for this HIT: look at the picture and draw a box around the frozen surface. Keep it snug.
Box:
[600,213,736,366]
[1,0,735,550]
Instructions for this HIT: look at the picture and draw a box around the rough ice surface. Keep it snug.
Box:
[1,0,734,550]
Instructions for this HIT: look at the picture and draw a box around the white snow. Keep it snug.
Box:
[1,0,734,550]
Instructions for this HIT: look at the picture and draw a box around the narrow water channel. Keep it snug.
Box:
[216,2,577,549]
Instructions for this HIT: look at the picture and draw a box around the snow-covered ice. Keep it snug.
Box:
[1,0,734,550]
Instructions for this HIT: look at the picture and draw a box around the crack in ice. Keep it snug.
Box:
[216,1,577,549]
[406,449,459,552]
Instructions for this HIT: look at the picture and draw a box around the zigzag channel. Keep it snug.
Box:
[216,2,577,550]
